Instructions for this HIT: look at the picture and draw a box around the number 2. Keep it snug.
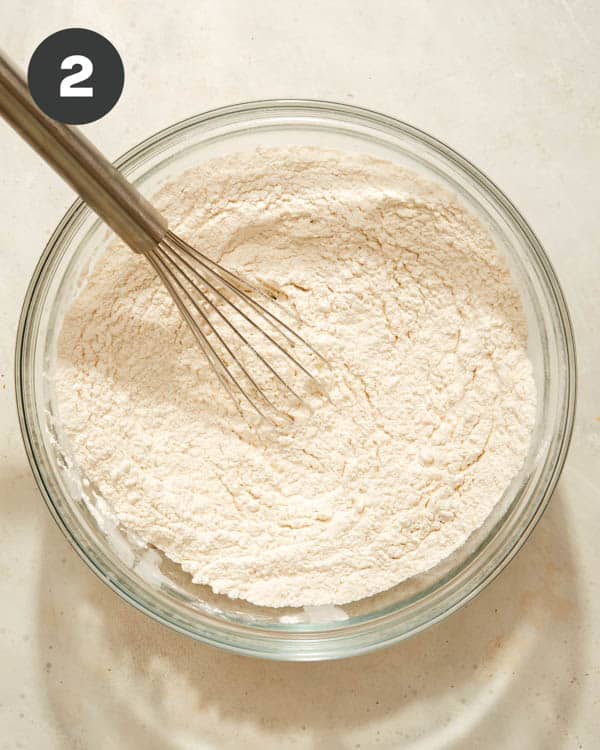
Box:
[59,55,94,97]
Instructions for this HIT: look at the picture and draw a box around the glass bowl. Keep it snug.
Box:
[15,100,576,661]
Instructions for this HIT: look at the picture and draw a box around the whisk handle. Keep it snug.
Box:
[0,51,167,254]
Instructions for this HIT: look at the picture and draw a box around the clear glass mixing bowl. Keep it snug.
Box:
[15,100,576,660]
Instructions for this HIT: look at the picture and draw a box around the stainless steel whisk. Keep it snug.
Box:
[0,53,325,423]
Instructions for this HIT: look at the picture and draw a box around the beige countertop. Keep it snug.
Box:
[1,1,599,747]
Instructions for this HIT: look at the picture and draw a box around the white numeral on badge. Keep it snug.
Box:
[59,55,94,97]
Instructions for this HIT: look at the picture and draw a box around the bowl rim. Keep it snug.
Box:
[15,98,577,660]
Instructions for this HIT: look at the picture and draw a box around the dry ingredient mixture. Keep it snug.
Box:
[56,147,536,607]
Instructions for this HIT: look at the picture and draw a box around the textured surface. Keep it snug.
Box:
[56,148,535,606]
[1,0,599,747]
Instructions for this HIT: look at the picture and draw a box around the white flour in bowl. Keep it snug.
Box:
[56,147,536,607]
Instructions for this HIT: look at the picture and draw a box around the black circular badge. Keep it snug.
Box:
[28,28,124,125]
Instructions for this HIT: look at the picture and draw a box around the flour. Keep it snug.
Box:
[56,147,536,607]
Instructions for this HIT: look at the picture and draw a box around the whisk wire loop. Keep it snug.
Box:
[145,231,326,422]
[145,248,269,420]
[160,241,306,404]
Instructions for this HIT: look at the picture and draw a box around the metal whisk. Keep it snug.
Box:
[0,53,325,423]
